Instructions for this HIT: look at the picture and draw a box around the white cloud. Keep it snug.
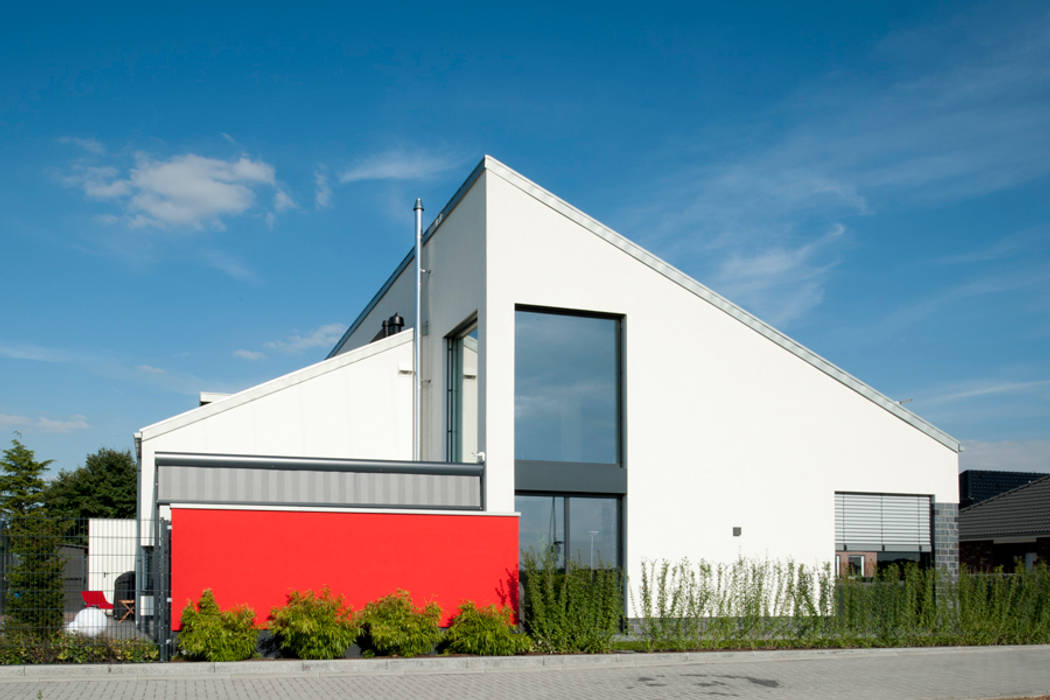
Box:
[339,148,461,183]
[0,413,89,434]
[264,323,344,354]
[200,249,258,282]
[924,379,1050,406]
[0,342,70,363]
[137,364,167,375]
[233,349,265,360]
[274,189,296,212]
[960,439,1050,472]
[59,137,105,155]
[314,169,331,209]
[621,7,1050,327]
[64,152,282,229]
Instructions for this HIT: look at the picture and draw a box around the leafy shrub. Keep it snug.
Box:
[177,589,257,661]
[269,587,360,659]
[520,549,622,653]
[358,590,441,657]
[0,632,158,664]
[442,602,531,656]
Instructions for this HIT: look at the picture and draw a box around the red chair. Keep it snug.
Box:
[81,591,114,611]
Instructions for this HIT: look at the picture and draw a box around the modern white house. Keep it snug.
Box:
[135,155,960,631]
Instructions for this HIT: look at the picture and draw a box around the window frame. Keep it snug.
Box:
[513,304,626,495]
[446,315,479,463]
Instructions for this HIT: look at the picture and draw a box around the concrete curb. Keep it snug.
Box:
[0,644,1047,681]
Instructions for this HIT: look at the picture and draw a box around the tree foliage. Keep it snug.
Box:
[0,436,52,519]
[43,447,137,521]
[0,437,64,636]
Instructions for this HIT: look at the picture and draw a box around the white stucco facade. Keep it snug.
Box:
[139,155,960,587]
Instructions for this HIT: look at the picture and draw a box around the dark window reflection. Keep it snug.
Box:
[515,310,618,463]
[516,495,564,569]
[568,497,619,568]
[516,494,619,569]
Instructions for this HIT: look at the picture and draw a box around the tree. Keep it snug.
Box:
[43,447,137,521]
[0,436,51,519]
[0,436,64,636]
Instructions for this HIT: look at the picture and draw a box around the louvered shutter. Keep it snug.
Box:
[835,493,931,552]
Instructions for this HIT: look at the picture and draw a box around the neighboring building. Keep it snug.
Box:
[960,474,1050,571]
[135,156,961,630]
[959,469,1049,509]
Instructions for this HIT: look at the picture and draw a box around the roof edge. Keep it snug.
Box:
[140,330,414,441]
[959,473,1050,513]
[326,157,488,358]
[482,155,962,453]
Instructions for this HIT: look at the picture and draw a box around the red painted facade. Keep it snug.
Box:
[169,508,519,628]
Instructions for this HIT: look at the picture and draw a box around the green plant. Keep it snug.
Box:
[358,590,441,657]
[269,587,360,659]
[442,601,531,656]
[0,632,158,664]
[520,548,622,653]
[177,589,257,661]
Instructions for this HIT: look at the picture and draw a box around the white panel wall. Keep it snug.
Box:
[138,332,415,537]
[87,519,136,601]
[481,168,958,584]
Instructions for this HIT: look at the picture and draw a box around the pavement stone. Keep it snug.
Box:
[0,645,1047,699]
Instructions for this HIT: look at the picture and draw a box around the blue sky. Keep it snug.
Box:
[1,2,1048,475]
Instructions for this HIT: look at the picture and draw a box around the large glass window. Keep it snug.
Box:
[514,309,619,464]
[447,322,479,462]
[515,494,620,569]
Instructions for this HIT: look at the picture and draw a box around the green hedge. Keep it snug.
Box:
[632,558,1050,650]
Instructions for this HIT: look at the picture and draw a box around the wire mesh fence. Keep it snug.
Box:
[0,515,167,663]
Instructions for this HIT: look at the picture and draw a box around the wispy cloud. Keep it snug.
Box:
[62,151,283,229]
[314,168,332,209]
[338,148,461,183]
[0,413,89,434]
[923,379,1050,407]
[58,137,105,155]
[200,249,258,282]
[264,323,344,354]
[137,364,167,375]
[622,6,1050,328]
[960,439,1050,472]
[233,349,265,360]
[0,342,71,363]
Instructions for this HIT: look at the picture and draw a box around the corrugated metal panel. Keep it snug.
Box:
[158,465,481,509]
[836,493,931,552]
[959,475,1050,540]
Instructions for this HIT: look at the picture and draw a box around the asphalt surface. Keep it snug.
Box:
[0,645,1048,699]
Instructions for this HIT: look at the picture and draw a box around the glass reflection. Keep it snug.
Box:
[450,326,479,462]
[514,310,618,463]
[516,495,565,568]
[568,497,619,568]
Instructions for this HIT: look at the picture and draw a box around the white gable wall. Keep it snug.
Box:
[482,167,957,582]
[137,332,415,538]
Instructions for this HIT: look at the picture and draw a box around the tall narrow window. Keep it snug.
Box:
[447,322,479,462]
[515,309,620,464]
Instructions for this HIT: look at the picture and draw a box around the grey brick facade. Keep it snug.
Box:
[933,502,959,578]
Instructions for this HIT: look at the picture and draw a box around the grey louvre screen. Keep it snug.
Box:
[835,493,931,552]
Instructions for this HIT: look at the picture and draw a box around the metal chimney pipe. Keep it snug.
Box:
[413,197,423,461]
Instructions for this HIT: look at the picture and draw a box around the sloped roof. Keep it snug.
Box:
[959,474,1050,541]
[329,155,961,453]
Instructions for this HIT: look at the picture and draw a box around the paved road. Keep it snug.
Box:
[1,646,1048,699]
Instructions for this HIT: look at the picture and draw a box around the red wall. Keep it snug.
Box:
[170,508,519,629]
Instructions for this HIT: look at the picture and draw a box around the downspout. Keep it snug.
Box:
[414,198,424,461]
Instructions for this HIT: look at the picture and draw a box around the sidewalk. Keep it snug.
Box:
[1,645,1048,699]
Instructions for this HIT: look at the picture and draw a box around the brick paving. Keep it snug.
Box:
[1,646,1048,699]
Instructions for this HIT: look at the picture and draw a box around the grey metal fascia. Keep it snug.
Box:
[326,158,488,358]
[155,451,483,477]
[481,155,961,453]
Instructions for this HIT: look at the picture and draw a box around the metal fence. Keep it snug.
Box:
[0,515,168,658]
